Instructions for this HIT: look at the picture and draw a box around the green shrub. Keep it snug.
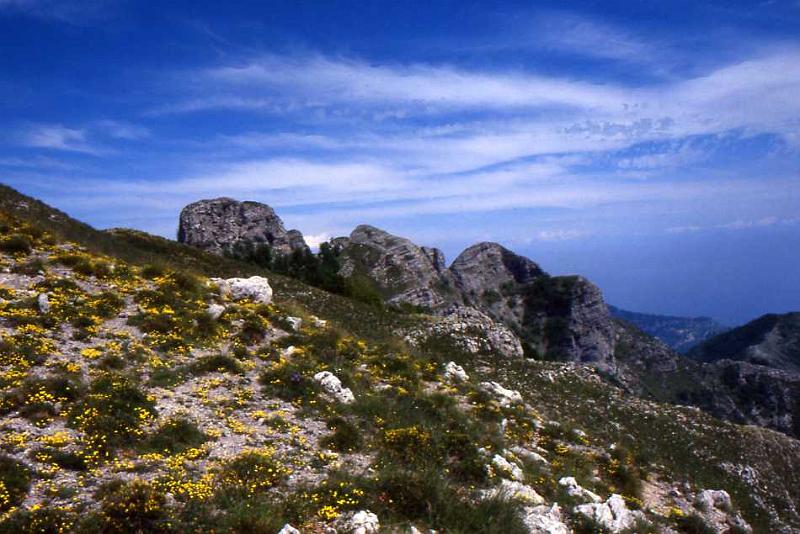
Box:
[0,234,32,254]
[218,450,290,497]
[95,479,173,533]
[320,416,363,453]
[141,417,208,454]
[368,466,527,533]
[189,353,244,375]
[141,264,166,279]
[675,513,716,534]
[10,258,45,275]
[0,505,77,532]
[0,455,32,512]
[69,373,156,449]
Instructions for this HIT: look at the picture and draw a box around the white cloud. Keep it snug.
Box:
[21,124,102,155]
[528,11,656,64]
[19,120,150,155]
[303,232,331,251]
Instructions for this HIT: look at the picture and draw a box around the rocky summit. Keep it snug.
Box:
[1,184,799,533]
[178,197,309,257]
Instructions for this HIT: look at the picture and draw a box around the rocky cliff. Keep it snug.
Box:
[178,197,308,256]
[450,242,545,332]
[334,227,617,366]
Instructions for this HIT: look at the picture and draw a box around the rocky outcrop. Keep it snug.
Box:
[313,371,355,404]
[178,198,308,256]
[688,312,800,374]
[336,224,460,310]
[450,242,545,331]
[520,276,616,367]
[696,360,800,437]
[404,305,525,359]
[335,226,616,365]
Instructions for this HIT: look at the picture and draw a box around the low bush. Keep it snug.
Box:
[0,455,32,512]
[141,416,208,454]
[94,479,173,533]
[0,234,32,254]
[320,416,363,453]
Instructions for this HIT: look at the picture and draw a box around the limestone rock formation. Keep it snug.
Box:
[404,305,525,359]
[520,276,616,367]
[450,241,545,331]
[178,197,308,256]
[337,224,460,310]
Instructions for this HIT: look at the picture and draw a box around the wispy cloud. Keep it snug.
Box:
[18,120,149,155]
[0,0,114,23]
[528,10,656,64]
[21,124,101,155]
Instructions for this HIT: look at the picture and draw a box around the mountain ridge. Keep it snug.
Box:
[176,197,800,441]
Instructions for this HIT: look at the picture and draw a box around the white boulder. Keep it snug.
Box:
[206,303,226,320]
[479,381,523,407]
[522,504,570,534]
[212,276,273,304]
[491,454,524,481]
[558,477,602,503]
[277,524,300,534]
[697,489,732,512]
[490,479,544,505]
[37,293,50,313]
[443,361,469,383]
[575,494,643,532]
[345,510,379,534]
[286,316,303,331]
[314,371,355,404]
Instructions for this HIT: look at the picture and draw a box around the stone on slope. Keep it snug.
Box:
[521,504,570,534]
[37,292,50,313]
[575,494,644,532]
[344,510,380,534]
[558,476,602,503]
[212,276,273,305]
[479,381,523,407]
[206,303,226,320]
[313,371,355,404]
[443,361,469,383]
[487,479,545,505]
[405,305,524,359]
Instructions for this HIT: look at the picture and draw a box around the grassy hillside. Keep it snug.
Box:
[1,184,799,533]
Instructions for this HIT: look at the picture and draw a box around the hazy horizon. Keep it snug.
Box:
[2,0,799,325]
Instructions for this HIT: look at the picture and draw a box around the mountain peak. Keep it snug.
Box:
[178,197,308,256]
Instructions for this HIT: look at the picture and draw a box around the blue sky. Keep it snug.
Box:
[1,0,799,324]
